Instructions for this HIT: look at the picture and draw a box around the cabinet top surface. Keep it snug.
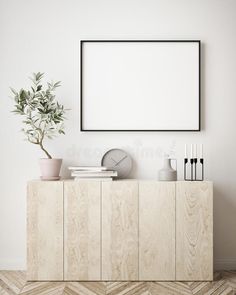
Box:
[28,179,213,183]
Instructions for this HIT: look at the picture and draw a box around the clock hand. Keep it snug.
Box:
[111,157,118,164]
[115,155,127,166]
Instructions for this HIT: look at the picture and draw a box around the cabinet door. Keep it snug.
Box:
[27,181,63,281]
[139,181,175,280]
[64,181,101,280]
[176,181,213,281]
[102,181,138,280]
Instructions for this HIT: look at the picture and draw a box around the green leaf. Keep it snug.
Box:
[54,81,61,87]
[35,72,44,81]
[36,85,42,91]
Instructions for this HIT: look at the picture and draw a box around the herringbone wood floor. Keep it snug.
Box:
[0,271,236,295]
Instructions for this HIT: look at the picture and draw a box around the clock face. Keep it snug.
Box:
[101,149,132,179]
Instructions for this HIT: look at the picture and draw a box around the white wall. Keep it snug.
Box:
[0,0,236,270]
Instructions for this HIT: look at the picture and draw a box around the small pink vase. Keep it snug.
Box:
[39,158,62,180]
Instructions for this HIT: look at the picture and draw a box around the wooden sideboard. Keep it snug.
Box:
[27,180,213,281]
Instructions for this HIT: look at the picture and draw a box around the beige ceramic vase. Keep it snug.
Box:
[39,158,62,180]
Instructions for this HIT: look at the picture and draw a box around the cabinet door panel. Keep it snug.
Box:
[64,181,101,280]
[27,181,63,281]
[176,181,213,281]
[102,181,138,281]
[139,181,175,280]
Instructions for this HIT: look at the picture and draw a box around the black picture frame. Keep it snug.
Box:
[80,40,201,132]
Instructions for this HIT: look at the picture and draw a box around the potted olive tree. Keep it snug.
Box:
[11,72,68,180]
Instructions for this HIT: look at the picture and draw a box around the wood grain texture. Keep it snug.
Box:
[176,181,213,281]
[20,282,65,295]
[102,181,139,281]
[27,181,63,281]
[65,282,106,295]
[139,181,175,280]
[106,282,148,295]
[1,271,235,295]
[64,181,101,280]
[0,271,26,294]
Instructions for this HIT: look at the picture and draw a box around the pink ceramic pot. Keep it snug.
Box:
[39,158,62,180]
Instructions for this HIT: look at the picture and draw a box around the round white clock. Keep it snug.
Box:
[101,148,132,179]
